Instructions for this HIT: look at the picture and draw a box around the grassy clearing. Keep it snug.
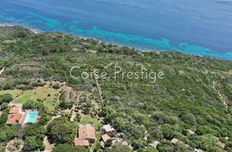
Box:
[0,86,61,112]
[0,89,22,98]
[79,115,101,129]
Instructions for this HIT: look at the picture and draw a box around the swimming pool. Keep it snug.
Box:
[24,112,38,123]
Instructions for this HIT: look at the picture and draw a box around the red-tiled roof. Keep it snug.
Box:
[78,124,96,140]
[74,138,89,146]
[6,113,22,125]
[9,107,21,114]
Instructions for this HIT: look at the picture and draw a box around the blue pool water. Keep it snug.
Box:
[24,112,38,123]
[0,0,232,60]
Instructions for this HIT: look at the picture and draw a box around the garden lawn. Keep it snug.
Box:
[0,86,61,112]
[0,89,21,98]
[79,115,101,129]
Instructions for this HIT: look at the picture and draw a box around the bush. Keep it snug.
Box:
[180,113,197,125]
[38,114,51,125]
[131,140,145,150]
[105,139,113,147]
[157,142,174,152]
[0,110,8,125]
[59,101,72,110]
[52,84,61,89]
[160,124,178,140]
[0,102,8,110]
[23,100,45,112]
[193,135,224,152]
[196,126,214,135]
[148,127,164,141]
[2,83,15,90]
[151,112,169,125]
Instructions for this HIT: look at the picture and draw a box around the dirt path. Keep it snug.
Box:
[44,115,61,128]
[43,136,54,152]
[70,104,77,121]
[0,67,5,75]
[93,68,104,105]
[212,81,229,109]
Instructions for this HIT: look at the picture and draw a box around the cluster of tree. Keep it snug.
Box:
[23,124,46,151]
[0,93,13,110]
[23,100,46,112]
[0,125,20,142]
[46,117,75,144]
[58,101,72,110]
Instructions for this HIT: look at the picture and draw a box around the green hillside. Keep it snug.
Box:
[0,26,232,152]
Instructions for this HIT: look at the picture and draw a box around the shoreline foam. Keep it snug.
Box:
[0,23,41,34]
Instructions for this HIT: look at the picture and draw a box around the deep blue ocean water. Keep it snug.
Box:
[0,0,232,60]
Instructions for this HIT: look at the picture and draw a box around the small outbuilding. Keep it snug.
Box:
[102,124,116,137]
[101,134,111,143]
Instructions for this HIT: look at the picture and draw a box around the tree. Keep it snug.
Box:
[151,112,169,125]
[52,144,87,152]
[180,112,196,125]
[174,143,193,152]
[38,114,51,125]
[0,125,19,142]
[157,142,174,152]
[59,101,72,110]
[112,117,126,132]
[23,124,46,137]
[193,134,224,152]
[23,100,45,112]
[47,118,74,144]
[131,140,145,150]
[2,83,15,90]
[105,139,113,147]
[196,126,214,135]
[146,147,158,152]
[52,84,60,89]
[0,102,8,110]
[22,124,45,151]
[148,127,164,141]
[160,124,177,140]
[0,93,13,104]
[23,136,44,151]
[0,110,8,125]
[106,145,132,152]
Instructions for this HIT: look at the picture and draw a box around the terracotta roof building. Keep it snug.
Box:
[6,113,22,125]
[74,124,96,147]
[74,139,89,147]
[9,106,21,114]
[6,106,22,125]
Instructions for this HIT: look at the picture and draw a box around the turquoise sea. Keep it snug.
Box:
[0,0,232,60]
